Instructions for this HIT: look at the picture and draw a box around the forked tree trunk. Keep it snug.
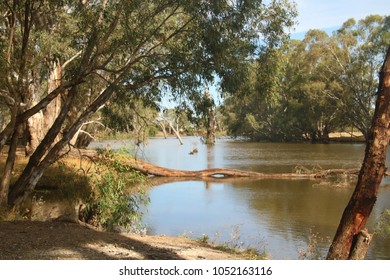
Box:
[8,80,119,208]
[327,46,390,260]
[8,86,78,208]
[167,121,183,145]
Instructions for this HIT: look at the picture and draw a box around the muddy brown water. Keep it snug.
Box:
[89,137,390,259]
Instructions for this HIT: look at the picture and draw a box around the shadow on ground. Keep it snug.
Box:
[0,221,184,260]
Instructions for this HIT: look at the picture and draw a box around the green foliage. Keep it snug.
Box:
[90,171,148,232]
[85,150,149,233]
[375,209,390,237]
[324,15,390,138]
[100,94,159,144]
[197,234,210,244]
[1,151,149,232]
[0,0,298,208]
[223,14,390,142]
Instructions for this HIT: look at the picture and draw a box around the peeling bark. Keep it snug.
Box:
[327,46,390,260]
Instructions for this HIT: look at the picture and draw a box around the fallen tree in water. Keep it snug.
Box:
[5,147,388,181]
[125,158,363,179]
[91,150,389,180]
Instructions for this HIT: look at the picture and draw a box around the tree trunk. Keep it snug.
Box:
[25,62,62,155]
[8,86,78,208]
[205,107,216,144]
[104,156,378,179]
[0,125,21,213]
[156,120,167,138]
[167,121,183,145]
[8,80,120,208]
[326,46,390,260]
[24,110,44,156]
[0,80,78,155]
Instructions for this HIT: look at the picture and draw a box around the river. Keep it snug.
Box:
[89,137,390,259]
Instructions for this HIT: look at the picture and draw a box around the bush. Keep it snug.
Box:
[82,149,149,233]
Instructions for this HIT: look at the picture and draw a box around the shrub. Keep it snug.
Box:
[82,149,149,233]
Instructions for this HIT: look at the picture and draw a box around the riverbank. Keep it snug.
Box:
[0,149,262,260]
[328,132,365,143]
[0,221,258,260]
[2,142,387,259]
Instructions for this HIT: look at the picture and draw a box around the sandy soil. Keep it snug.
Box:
[0,221,248,260]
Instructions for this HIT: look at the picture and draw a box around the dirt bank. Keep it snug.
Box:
[0,221,253,260]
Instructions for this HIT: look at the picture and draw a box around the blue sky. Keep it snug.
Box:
[291,0,390,39]
[163,1,390,108]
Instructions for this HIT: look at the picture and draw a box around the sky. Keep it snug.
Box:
[163,0,390,108]
[291,0,390,39]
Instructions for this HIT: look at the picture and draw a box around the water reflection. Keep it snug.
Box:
[89,137,390,259]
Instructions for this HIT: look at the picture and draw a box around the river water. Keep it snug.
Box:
[89,137,390,259]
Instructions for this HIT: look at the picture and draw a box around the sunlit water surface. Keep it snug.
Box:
[89,137,390,259]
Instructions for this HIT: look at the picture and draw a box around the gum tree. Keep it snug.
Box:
[325,15,390,139]
[327,45,390,260]
[0,0,296,212]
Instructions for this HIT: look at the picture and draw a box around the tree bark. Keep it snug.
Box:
[167,121,183,145]
[25,61,64,155]
[0,125,21,213]
[205,107,216,144]
[326,46,390,260]
[204,90,216,144]
[0,80,79,154]
[8,86,78,207]
[348,229,372,260]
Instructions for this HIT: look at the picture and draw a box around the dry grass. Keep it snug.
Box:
[328,131,365,142]
[1,153,94,199]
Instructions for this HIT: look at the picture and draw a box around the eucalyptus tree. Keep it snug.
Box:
[223,15,390,142]
[100,89,160,142]
[327,45,390,260]
[0,0,297,211]
[280,30,346,143]
[284,16,390,141]
[324,15,390,139]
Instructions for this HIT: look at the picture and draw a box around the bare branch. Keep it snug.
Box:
[61,51,82,70]
[78,129,96,141]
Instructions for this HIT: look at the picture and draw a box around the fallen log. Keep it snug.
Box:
[118,157,388,180]
[66,148,390,180]
[6,147,388,180]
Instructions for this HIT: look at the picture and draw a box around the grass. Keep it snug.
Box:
[182,227,269,260]
[0,149,149,232]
